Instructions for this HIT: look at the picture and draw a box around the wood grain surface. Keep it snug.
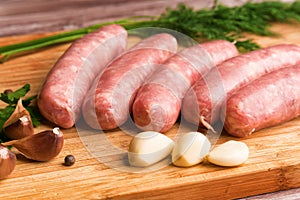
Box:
[0,0,209,37]
[0,0,293,37]
[0,0,300,199]
[0,22,300,199]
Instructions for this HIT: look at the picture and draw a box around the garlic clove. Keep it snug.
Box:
[3,99,34,140]
[4,115,34,140]
[0,145,16,179]
[10,127,64,161]
[128,131,174,167]
[207,140,249,167]
[172,132,211,167]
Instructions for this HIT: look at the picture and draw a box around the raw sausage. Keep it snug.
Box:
[82,33,177,130]
[133,40,239,132]
[222,65,300,137]
[182,44,300,128]
[38,24,127,128]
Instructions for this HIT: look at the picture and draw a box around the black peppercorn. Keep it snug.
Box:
[4,89,13,95]
[64,155,75,166]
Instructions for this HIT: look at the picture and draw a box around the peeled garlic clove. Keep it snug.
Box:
[0,145,16,179]
[3,99,34,139]
[11,127,64,161]
[207,140,249,167]
[172,132,211,167]
[128,131,174,167]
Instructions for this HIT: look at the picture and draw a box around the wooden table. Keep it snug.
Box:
[0,0,300,199]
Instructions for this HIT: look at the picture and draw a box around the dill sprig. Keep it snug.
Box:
[156,1,300,51]
[1,1,300,62]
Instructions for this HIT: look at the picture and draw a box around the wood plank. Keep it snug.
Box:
[0,0,212,37]
[2,0,286,37]
[0,22,300,199]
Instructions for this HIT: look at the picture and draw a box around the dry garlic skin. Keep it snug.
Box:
[208,140,249,167]
[172,132,211,167]
[128,131,174,167]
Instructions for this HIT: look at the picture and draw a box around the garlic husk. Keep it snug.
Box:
[128,131,174,167]
[3,99,34,139]
[10,127,64,161]
[0,145,16,179]
[172,132,211,167]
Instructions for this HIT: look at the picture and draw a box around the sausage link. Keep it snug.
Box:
[133,40,238,132]
[38,24,127,128]
[222,65,300,137]
[82,33,177,130]
[182,44,300,128]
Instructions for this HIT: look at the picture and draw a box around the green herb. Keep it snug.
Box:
[0,84,30,104]
[0,106,15,143]
[0,84,41,142]
[1,1,300,62]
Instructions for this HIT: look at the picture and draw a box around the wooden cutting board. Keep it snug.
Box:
[0,22,300,199]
